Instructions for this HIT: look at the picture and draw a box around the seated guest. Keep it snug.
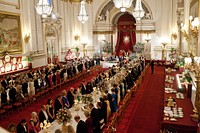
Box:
[30,112,40,132]
[62,90,70,108]
[84,111,93,133]
[89,103,100,133]
[39,105,48,123]
[54,94,63,114]
[17,118,28,133]
[47,99,55,123]
[74,115,87,133]
[67,87,75,108]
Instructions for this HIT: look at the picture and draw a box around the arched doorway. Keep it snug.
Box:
[45,25,59,64]
[115,13,136,56]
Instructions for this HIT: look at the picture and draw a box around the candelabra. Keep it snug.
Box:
[82,43,87,57]
[40,120,51,133]
[161,43,167,60]
[185,57,200,122]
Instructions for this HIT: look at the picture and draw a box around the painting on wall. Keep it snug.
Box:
[0,12,22,55]
[0,0,20,9]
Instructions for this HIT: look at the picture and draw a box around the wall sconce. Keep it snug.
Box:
[74,35,80,41]
[24,34,30,43]
[144,33,151,43]
[189,16,199,38]
[171,33,177,40]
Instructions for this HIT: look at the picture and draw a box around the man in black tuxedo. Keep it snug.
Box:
[89,103,100,133]
[39,105,48,123]
[22,79,28,96]
[86,82,93,94]
[54,94,63,114]
[9,85,17,103]
[67,87,75,108]
[1,90,7,104]
[17,118,28,133]
[74,115,87,133]
[1,77,8,90]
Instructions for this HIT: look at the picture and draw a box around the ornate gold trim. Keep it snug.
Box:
[93,31,114,34]
[136,30,156,34]
[0,0,20,9]
[68,0,93,3]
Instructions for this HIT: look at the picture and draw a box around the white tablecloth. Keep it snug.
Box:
[100,61,118,68]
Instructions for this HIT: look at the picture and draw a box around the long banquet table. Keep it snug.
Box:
[39,91,101,133]
[162,69,198,133]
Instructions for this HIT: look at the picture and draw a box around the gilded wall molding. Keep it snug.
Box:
[93,31,114,34]
[0,0,20,9]
[136,30,156,34]
[61,0,93,4]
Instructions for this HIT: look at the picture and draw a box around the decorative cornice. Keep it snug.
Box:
[93,31,114,34]
[61,0,93,4]
[136,30,156,34]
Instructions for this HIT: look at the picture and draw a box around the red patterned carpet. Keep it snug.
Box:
[116,66,165,133]
[0,68,103,129]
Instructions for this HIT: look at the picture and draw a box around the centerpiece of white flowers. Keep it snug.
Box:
[56,108,72,124]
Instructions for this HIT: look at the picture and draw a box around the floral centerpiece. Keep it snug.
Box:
[183,71,192,83]
[102,40,112,53]
[56,108,72,124]
[133,42,145,53]
[82,94,93,104]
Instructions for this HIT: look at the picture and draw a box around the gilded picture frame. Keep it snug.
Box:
[0,0,20,9]
[0,12,22,55]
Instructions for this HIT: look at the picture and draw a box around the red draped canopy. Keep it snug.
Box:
[115,13,136,56]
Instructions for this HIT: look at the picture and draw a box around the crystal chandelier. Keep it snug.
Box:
[132,0,145,21]
[113,0,133,12]
[35,0,53,18]
[78,0,89,24]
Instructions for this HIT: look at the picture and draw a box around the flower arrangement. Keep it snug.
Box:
[133,42,145,53]
[82,94,93,104]
[56,108,72,124]
[102,40,112,53]
[183,71,192,83]
[169,48,178,62]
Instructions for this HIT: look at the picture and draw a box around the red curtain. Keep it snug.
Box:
[115,13,136,56]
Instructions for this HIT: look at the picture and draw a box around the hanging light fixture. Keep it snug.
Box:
[132,0,145,21]
[35,0,53,18]
[78,0,89,24]
[113,0,133,12]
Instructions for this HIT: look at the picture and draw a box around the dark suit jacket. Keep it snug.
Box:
[76,120,87,133]
[54,98,63,114]
[1,80,7,89]
[39,110,48,123]
[17,123,28,133]
[22,82,28,95]
[90,108,100,130]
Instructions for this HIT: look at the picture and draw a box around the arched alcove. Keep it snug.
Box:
[115,13,136,56]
